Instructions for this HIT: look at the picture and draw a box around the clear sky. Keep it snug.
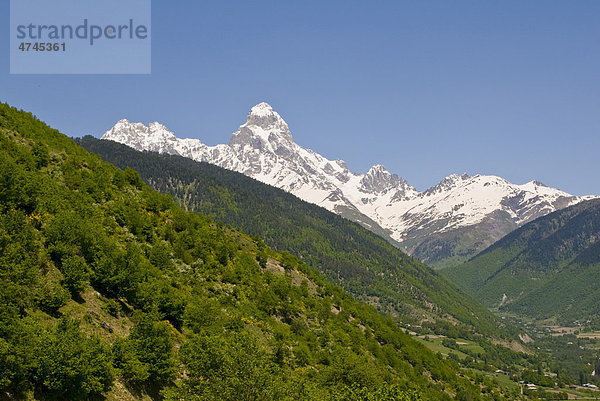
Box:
[1,1,599,195]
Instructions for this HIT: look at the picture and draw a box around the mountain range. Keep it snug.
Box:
[101,102,594,268]
[3,99,598,399]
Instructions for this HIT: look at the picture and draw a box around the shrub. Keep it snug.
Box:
[33,318,113,398]
[61,255,89,295]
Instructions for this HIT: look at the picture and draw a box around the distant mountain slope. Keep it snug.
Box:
[78,136,509,338]
[443,198,600,325]
[100,102,593,268]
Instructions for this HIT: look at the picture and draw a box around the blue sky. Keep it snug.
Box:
[1,1,599,195]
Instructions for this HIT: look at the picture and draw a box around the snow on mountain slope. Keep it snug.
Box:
[101,102,596,267]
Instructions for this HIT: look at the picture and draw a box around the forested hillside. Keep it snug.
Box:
[0,103,526,400]
[443,198,600,326]
[78,136,509,339]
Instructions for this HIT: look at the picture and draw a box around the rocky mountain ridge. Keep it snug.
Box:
[101,102,595,267]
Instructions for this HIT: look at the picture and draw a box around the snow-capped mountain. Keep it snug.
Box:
[101,102,595,267]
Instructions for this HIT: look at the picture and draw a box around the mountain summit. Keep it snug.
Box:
[230,102,293,153]
[360,165,410,194]
[245,102,289,129]
[101,102,596,267]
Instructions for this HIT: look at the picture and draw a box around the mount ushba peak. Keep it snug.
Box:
[101,102,596,267]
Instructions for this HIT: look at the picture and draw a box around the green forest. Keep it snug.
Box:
[443,198,600,326]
